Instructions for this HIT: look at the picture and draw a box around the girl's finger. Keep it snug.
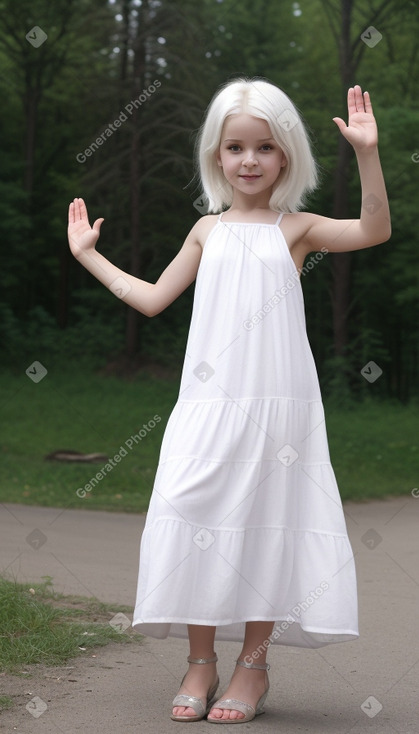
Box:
[353,85,364,112]
[93,218,104,234]
[78,198,90,223]
[332,117,346,134]
[347,87,356,117]
[73,197,81,220]
[363,90,373,113]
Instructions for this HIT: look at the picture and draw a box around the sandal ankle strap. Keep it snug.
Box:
[187,654,218,664]
[236,658,270,671]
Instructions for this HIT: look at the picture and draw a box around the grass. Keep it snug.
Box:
[325,398,418,501]
[0,369,417,511]
[0,696,14,711]
[0,575,140,675]
[0,369,175,512]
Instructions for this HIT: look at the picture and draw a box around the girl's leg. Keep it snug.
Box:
[172,624,218,718]
[209,621,274,722]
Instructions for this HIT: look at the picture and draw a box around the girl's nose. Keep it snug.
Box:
[243,151,258,166]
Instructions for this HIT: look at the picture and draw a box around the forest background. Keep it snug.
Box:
[0,0,418,510]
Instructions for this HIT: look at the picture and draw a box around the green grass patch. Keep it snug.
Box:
[0,370,177,512]
[0,575,140,674]
[325,398,418,501]
[0,369,417,510]
[0,695,14,711]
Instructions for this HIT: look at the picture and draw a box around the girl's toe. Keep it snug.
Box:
[173,705,196,718]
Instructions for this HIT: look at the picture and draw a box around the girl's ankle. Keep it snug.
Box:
[188,653,217,662]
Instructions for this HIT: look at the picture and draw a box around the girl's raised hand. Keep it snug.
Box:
[332,85,378,152]
[68,198,104,258]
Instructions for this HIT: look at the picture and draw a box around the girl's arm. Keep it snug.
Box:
[68,198,203,317]
[301,85,391,253]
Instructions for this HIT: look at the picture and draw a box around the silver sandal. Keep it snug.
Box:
[207,658,270,724]
[171,654,219,722]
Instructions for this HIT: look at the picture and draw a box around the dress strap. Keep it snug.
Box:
[275,212,284,226]
[218,212,224,222]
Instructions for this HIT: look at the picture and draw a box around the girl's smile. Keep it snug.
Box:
[239,174,262,181]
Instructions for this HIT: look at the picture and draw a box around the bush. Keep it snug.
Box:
[0,302,124,371]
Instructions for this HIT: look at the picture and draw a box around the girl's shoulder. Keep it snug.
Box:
[280,211,326,268]
[191,214,220,250]
[280,211,317,246]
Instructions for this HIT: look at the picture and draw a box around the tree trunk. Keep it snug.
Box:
[124,2,147,357]
[330,0,354,356]
[57,245,70,328]
[331,136,353,355]
[125,117,142,356]
[23,90,38,196]
[22,82,40,315]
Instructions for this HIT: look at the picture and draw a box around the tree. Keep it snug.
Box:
[319,0,417,363]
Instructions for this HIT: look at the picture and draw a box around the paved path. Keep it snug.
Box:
[1,497,418,733]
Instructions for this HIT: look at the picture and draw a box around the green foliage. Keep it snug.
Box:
[0,301,124,371]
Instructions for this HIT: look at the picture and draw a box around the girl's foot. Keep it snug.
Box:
[172,657,219,720]
[208,660,269,722]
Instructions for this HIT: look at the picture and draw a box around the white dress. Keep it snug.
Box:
[132,212,359,648]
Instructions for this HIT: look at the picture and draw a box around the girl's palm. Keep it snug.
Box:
[333,85,378,151]
[68,198,104,257]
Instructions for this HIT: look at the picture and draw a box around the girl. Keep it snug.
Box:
[68,78,391,724]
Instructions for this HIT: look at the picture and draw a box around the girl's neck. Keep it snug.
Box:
[222,204,279,224]
[228,189,274,215]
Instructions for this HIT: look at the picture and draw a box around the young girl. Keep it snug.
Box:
[68,78,390,724]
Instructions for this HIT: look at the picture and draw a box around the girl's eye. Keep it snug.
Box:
[226,143,274,152]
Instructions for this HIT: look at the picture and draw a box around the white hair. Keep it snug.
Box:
[195,77,318,213]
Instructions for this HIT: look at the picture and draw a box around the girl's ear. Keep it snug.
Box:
[215,149,223,167]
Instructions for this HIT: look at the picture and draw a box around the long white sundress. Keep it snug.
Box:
[132,212,359,648]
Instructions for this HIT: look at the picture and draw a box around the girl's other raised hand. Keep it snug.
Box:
[68,198,104,259]
[332,85,378,152]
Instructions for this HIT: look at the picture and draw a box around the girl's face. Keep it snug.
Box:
[216,114,287,202]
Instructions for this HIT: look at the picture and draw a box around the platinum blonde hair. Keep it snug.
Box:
[195,77,318,213]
